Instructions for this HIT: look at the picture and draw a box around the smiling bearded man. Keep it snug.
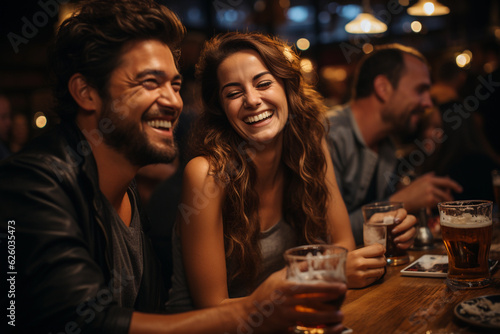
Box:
[96,40,182,167]
[326,43,462,246]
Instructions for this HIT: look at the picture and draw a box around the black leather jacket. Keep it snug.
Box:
[0,122,166,333]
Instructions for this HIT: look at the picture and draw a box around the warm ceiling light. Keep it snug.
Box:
[345,0,387,34]
[407,0,450,16]
[345,13,387,34]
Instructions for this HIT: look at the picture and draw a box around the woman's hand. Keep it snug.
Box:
[346,244,386,288]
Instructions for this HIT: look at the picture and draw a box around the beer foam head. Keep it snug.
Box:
[440,212,492,228]
[287,251,346,283]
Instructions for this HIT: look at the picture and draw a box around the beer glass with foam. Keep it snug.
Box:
[362,202,409,266]
[438,200,493,289]
[284,245,347,334]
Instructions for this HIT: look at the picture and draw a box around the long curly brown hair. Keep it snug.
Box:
[191,32,329,288]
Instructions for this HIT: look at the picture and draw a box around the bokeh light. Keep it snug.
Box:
[34,112,47,129]
[411,21,422,33]
[296,38,310,51]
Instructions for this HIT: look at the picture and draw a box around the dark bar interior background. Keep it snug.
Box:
[0,0,498,139]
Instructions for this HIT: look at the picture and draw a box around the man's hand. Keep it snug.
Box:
[391,172,462,213]
[248,269,347,334]
[391,209,417,250]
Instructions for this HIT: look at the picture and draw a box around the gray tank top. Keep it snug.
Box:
[105,189,143,308]
[166,219,297,313]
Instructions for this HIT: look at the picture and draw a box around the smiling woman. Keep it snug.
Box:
[217,49,289,144]
[166,32,360,313]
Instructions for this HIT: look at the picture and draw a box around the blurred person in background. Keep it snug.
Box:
[416,108,500,202]
[476,40,500,157]
[394,60,467,190]
[395,105,444,172]
[415,58,500,201]
[430,60,467,107]
[415,56,500,202]
[327,44,462,245]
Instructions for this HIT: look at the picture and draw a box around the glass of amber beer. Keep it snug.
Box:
[438,200,493,289]
[362,202,409,266]
[284,245,347,334]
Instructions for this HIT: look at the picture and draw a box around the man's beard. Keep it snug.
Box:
[382,107,419,136]
[99,101,178,167]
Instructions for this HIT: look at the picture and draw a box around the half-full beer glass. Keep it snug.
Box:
[362,202,409,266]
[438,200,493,289]
[284,245,347,334]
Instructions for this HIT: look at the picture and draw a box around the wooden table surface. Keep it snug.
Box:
[342,241,500,334]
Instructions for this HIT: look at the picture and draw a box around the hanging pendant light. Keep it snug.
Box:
[407,0,450,16]
[345,0,387,34]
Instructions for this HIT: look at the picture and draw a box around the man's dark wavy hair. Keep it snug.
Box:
[49,0,186,121]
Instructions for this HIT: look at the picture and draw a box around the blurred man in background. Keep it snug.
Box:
[327,44,462,245]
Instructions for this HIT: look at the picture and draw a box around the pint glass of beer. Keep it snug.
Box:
[284,245,347,334]
[438,200,493,289]
[362,202,409,266]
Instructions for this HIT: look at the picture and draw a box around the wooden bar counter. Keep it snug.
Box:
[342,242,500,334]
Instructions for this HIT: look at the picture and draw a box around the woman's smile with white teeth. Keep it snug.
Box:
[243,110,274,124]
